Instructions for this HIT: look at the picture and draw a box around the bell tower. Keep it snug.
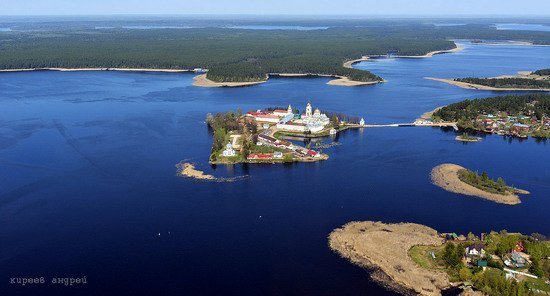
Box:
[305,102,312,118]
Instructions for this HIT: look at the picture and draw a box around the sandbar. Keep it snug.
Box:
[425,77,550,92]
[177,162,215,180]
[419,106,444,120]
[327,76,385,86]
[342,46,463,69]
[192,74,267,88]
[431,164,525,205]
[329,221,449,295]
[395,46,464,58]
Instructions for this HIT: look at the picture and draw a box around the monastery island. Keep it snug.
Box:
[207,102,365,164]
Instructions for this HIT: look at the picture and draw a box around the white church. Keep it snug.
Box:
[276,102,330,133]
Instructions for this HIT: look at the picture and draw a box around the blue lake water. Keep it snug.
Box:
[495,23,550,32]
[1,41,550,295]
[0,28,12,32]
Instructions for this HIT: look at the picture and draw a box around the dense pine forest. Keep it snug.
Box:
[433,94,550,122]
[454,77,550,89]
[534,69,550,76]
[3,19,550,82]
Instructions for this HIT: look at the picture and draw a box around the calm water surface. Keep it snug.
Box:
[495,23,550,32]
[1,42,550,296]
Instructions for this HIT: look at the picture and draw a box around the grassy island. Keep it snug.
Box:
[457,169,515,196]
[432,94,550,139]
[330,221,550,296]
[431,164,528,205]
[456,132,482,142]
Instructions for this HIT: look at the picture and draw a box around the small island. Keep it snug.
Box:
[207,102,366,164]
[426,69,550,91]
[330,221,550,296]
[431,164,529,205]
[430,93,550,139]
[456,132,482,142]
[177,162,215,180]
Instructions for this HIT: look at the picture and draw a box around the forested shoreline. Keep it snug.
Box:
[3,22,550,83]
[534,68,550,76]
[433,94,550,122]
[454,77,550,89]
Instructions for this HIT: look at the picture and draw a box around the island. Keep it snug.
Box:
[431,164,529,205]
[426,69,550,91]
[455,132,482,142]
[430,93,550,139]
[329,221,550,296]
[176,162,215,180]
[207,102,365,164]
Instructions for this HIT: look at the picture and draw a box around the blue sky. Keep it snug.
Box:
[1,0,550,16]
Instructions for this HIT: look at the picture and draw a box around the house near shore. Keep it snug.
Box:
[465,244,486,257]
[512,123,530,133]
[247,153,273,160]
[505,251,528,268]
[222,143,236,157]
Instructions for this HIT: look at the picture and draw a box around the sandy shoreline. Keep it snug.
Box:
[0,67,191,73]
[425,77,550,91]
[327,76,385,86]
[192,74,267,88]
[396,46,464,59]
[329,221,449,296]
[342,46,463,69]
[431,164,524,205]
[419,106,444,120]
[177,163,215,180]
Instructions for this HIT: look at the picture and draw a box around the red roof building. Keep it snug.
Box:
[247,153,273,160]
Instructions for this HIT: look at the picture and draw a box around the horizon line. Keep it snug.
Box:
[2,14,550,18]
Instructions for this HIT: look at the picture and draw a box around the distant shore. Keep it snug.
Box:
[342,46,464,69]
[327,76,385,86]
[193,73,384,88]
[431,164,527,205]
[396,46,464,59]
[425,76,550,92]
[192,74,267,88]
[0,67,191,73]
[329,221,450,296]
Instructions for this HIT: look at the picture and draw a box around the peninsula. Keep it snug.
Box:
[431,164,529,205]
[330,221,550,296]
[426,69,550,91]
[430,93,550,139]
[207,102,365,164]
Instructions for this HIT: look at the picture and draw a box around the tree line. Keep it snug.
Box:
[534,69,550,76]
[433,94,550,122]
[455,77,550,89]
